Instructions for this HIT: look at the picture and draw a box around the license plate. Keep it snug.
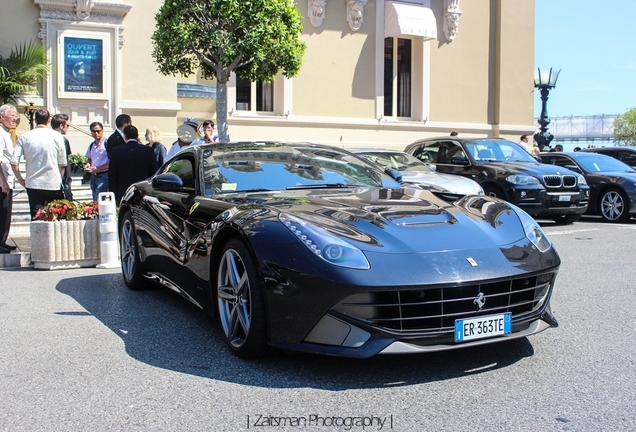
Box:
[455,312,512,343]
[558,195,571,202]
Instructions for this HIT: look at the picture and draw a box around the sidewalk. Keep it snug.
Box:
[0,234,32,268]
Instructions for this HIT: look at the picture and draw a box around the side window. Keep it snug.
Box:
[412,142,441,163]
[166,157,195,189]
[436,141,463,164]
[445,142,467,163]
[548,156,571,168]
[618,151,636,166]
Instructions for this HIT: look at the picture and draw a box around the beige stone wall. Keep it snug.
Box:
[0,0,537,151]
[294,1,377,118]
[120,0,177,104]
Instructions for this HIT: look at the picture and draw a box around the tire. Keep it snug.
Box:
[599,188,630,223]
[483,185,505,200]
[552,213,581,225]
[216,239,272,359]
[120,212,148,290]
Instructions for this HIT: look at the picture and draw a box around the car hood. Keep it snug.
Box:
[477,161,578,178]
[219,188,532,255]
[400,170,483,194]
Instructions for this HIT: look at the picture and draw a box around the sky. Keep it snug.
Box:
[534,0,636,118]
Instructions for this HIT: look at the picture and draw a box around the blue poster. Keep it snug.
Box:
[63,37,103,93]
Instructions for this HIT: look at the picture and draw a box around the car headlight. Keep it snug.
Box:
[279,213,370,269]
[506,174,541,186]
[508,204,552,252]
[577,174,587,185]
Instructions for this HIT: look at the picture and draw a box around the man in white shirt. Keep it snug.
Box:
[10,108,67,219]
[517,135,530,152]
[0,104,18,253]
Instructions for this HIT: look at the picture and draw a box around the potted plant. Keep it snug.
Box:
[68,152,89,176]
[30,199,101,270]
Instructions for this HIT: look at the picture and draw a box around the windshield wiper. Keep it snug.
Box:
[231,188,274,193]
[286,183,366,190]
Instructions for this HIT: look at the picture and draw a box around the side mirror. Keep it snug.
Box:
[152,173,183,189]
[450,155,469,165]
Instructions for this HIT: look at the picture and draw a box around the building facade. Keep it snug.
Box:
[1,0,536,153]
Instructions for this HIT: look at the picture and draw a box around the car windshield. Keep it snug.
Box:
[201,143,392,195]
[465,140,537,163]
[357,151,434,173]
[576,154,636,173]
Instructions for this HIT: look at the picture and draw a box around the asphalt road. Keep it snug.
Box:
[1,216,635,431]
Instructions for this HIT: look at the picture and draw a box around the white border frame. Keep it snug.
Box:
[57,29,111,100]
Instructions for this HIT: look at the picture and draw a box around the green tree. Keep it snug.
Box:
[613,107,636,146]
[152,0,306,143]
[0,41,50,105]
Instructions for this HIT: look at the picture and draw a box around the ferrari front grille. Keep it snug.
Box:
[332,273,554,333]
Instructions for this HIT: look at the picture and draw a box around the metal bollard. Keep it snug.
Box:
[96,192,119,269]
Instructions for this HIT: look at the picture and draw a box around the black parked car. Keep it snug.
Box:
[404,137,589,224]
[539,151,636,222]
[579,146,636,169]
[118,141,560,359]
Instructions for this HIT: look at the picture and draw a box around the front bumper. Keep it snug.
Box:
[512,187,589,217]
[271,260,558,358]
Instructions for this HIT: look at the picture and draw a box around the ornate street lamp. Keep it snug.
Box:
[24,102,38,130]
[533,67,560,151]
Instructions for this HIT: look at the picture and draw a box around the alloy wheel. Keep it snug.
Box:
[217,248,252,349]
[120,219,135,282]
[600,190,626,222]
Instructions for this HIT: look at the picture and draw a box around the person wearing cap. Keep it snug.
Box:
[167,117,200,159]
[554,144,563,152]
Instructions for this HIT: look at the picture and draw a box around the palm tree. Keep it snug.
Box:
[0,41,50,105]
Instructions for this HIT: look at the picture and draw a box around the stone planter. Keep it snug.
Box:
[30,220,101,270]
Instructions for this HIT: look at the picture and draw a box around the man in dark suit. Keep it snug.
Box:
[105,113,131,158]
[108,125,157,205]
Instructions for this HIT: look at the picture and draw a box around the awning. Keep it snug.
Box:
[384,2,437,40]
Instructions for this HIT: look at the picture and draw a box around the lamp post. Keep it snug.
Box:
[24,102,38,130]
[533,67,560,151]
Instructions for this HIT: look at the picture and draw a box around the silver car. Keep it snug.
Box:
[352,149,484,195]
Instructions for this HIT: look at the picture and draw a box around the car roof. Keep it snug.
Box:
[539,151,614,159]
[408,136,512,145]
[350,148,408,154]
[580,146,636,152]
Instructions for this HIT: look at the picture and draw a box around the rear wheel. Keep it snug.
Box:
[552,213,581,225]
[599,188,629,222]
[120,212,148,290]
[216,239,272,359]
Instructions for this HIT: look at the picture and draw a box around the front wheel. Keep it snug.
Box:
[120,212,148,290]
[483,185,506,200]
[599,189,630,223]
[216,239,272,359]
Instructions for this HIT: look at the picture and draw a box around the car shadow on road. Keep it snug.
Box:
[57,273,536,390]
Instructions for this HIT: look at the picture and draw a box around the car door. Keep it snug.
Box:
[143,155,198,288]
